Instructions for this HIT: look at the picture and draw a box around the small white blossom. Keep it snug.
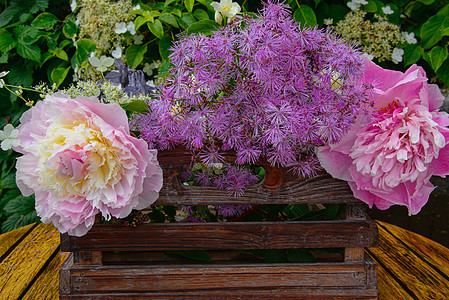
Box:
[362,53,374,61]
[89,55,114,72]
[133,34,144,45]
[402,32,417,44]
[127,22,136,35]
[354,0,368,4]
[347,1,360,11]
[323,18,333,25]
[112,46,122,58]
[0,124,19,151]
[0,71,9,88]
[114,22,127,34]
[211,0,241,23]
[70,0,77,12]
[392,48,404,64]
[382,6,394,15]
[75,18,80,26]
[146,80,155,87]
[143,63,154,76]
[132,4,141,10]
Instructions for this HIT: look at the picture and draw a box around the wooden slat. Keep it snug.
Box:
[367,222,449,299]
[376,263,413,300]
[61,219,378,252]
[0,223,60,299]
[154,148,359,205]
[378,221,449,278]
[61,256,377,297]
[0,223,36,259]
[22,252,69,300]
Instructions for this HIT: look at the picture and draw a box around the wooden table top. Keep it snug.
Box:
[0,221,448,299]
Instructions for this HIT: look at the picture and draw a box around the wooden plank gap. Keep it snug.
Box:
[366,247,419,300]
[377,221,449,282]
[17,245,61,299]
[0,223,38,263]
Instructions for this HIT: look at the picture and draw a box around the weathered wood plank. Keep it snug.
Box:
[61,257,377,297]
[0,223,36,259]
[367,221,449,299]
[61,219,378,252]
[22,251,69,300]
[375,263,413,300]
[0,223,60,299]
[154,148,359,205]
[378,221,449,278]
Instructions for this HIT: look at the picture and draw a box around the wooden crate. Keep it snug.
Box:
[59,149,378,299]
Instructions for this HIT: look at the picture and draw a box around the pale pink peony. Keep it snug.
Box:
[14,94,163,236]
[317,60,449,215]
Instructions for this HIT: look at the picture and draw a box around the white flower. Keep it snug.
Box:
[402,31,417,44]
[75,18,80,26]
[132,4,141,10]
[127,22,136,35]
[0,71,9,88]
[392,48,404,64]
[323,18,333,25]
[70,0,77,12]
[363,53,374,61]
[89,55,115,72]
[112,46,122,58]
[354,0,368,4]
[347,1,360,11]
[0,124,19,151]
[211,0,241,23]
[114,22,127,34]
[146,80,155,87]
[382,6,394,15]
[143,63,153,76]
[133,34,144,45]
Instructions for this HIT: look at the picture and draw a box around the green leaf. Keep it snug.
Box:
[31,12,58,29]
[0,189,21,212]
[364,0,378,13]
[164,0,177,8]
[157,61,172,77]
[428,46,448,72]
[193,9,209,20]
[262,249,288,263]
[50,63,70,87]
[0,173,17,189]
[8,62,34,87]
[436,57,449,87]
[120,100,149,113]
[159,36,173,60]
[148,209,166,223]
[293,5,317,28]
[327,4,347,22]
[187,20,220,35]
[165,250,212,261]
[125,44,148,69]
[14,25,41,45]
[185,0,194,13]
[2,209,39,233]
[0,29,16,53]
[325,204,340,220]
[63,19,78,39]
[287,249,316,263]
[77,38,96,53]
[404,44,423,66]
[178,13,196,29]
[17,43,41,62]
[416,0,434,4]
[4,194,35,214]
[147,19,164,39]
[0,5,21,28]
[420,14,445,49]
[442,17,449,36]
[284,204,310,219]
[30,0,49,14]
[159,13,178,28]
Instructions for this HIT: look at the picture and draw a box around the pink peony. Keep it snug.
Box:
[317,60,449,215]
[14,94,163,236]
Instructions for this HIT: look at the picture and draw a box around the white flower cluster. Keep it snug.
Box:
[392,48,404,64]
[402,31,417,44]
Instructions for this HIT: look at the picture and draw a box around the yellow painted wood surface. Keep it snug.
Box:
[0,223,36,258]
[0,223,60,299]
[368,221,449,299]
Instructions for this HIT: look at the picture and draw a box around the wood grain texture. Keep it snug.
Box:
[60,254,377,298]
[154,148,359,205]
[0,223,59,299]
[22,251,69,300]
[378,221,449,278]
[368,222,449,299]
[375,264,413,300]
[0,223,36,259]
[61,219,378,252]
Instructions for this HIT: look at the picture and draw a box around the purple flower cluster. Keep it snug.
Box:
[214,204,253,218]
[133,1,366,177]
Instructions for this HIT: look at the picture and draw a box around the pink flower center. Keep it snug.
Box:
[350,99,446,190]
